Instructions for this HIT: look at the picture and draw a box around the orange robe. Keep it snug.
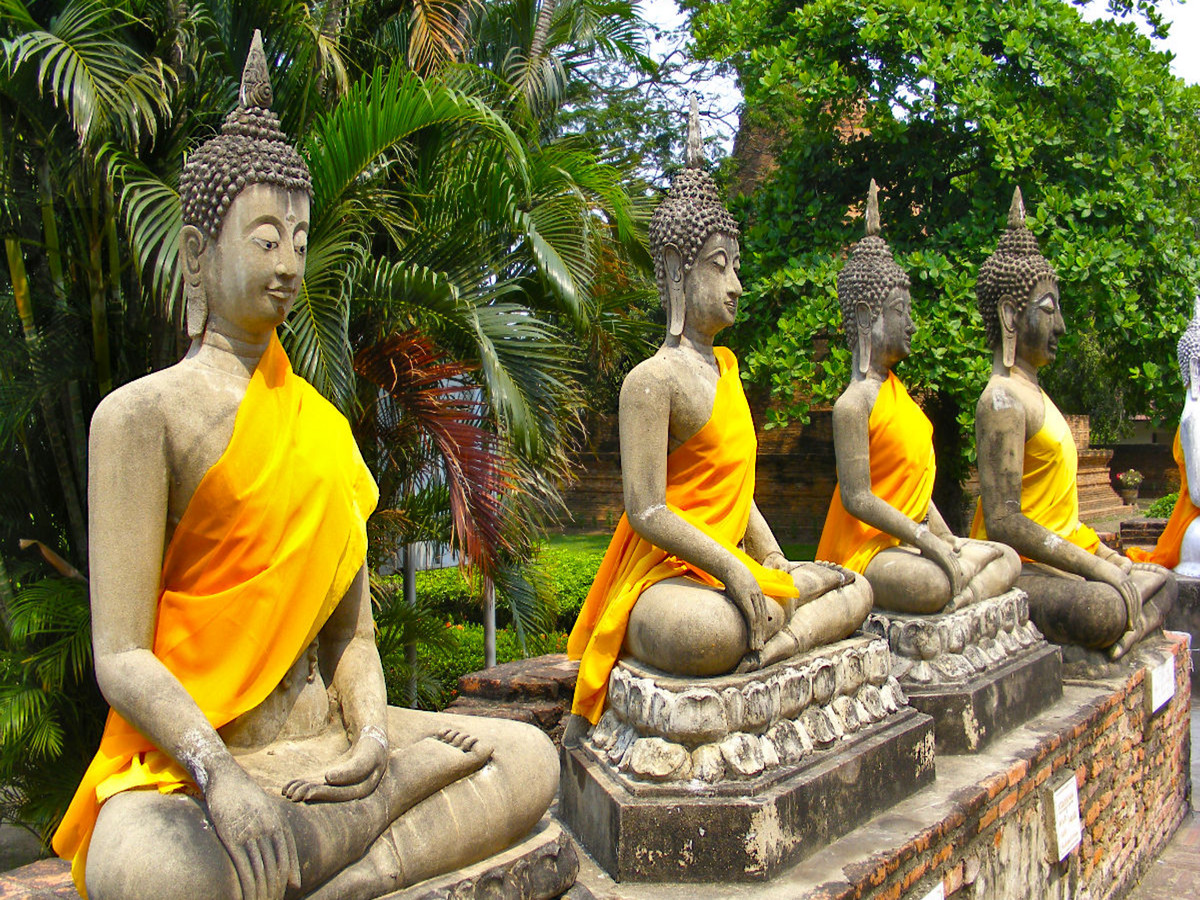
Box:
[816,372,936,573]
[970,389,1100,554]
[53,334,378,893]
[1128,428,1198,567]
[567,348,799,724]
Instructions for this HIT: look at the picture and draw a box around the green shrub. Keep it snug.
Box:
[538,545,606,629]
[1145,492,1180,519]
[395,624,568,709]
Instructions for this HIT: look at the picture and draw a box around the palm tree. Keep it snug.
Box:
[0,0,656,839]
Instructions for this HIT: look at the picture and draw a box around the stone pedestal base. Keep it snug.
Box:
[558,637,936,882]
[904,642,1062,752]
[865,589,1062,752]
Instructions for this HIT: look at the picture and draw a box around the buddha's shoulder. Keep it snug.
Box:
[833,378,881,417]
[90,362,233,438]
[977,375,1037,421]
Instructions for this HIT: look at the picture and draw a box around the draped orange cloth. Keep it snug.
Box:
[970,389,1100,554]
[1128,428,1198,567]
[53,334,378,893]
[567,348,799,724]
[816,372,935,573]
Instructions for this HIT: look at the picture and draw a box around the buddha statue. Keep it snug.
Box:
[52,33,557,900]
[971,188,1175,660]
[1128,298,1200,575]
[563,99,872,744]
[818,181,1021,613]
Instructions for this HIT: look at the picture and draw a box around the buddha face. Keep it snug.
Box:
[186,183,310,341]
[870,284,915,370]
[681,232,741,338]
[1012,284,1064,370]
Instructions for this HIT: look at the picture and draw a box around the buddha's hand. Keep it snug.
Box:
[282,724,389,803]
[916,531,966,598]
[205,763,301,900]
[1111,573,1144,637]
[725,563,772,652]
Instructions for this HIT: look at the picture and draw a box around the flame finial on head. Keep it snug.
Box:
[1007,187,1025,229]
[240,30,273,109]
[685,94,704,169]
[865,178,881,238]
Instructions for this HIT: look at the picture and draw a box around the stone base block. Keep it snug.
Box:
[383,817,578,900]
[558,706,935,883]
[904,641,1062,753]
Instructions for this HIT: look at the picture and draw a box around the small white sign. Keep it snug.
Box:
[1051,775,1082,860]
[917,882,945,900]
[1146,655,1176,714]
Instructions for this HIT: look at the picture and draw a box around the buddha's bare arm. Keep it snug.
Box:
[87,390,299,900]
[833,387,964,593]
[283,563,388,803]
[975,387,1142,629]
[744,502,786,566]
[1183,412,1200,507]
[618,362,772,649]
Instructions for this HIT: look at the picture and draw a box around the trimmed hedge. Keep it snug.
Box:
[1145,492,1180,518]
[414,625,568,709]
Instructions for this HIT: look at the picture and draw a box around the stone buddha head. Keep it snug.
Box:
[648,96,741,340]
[1177,297,1200,402]
[976,188,1063,371]
[179,30,313,339]
[837,180,913,375]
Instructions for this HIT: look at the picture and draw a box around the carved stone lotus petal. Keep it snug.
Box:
[831,695,860,732]
[722,687,746,733]
[590,709,620,751]
[743,681,772,732]
[608,673,628,719]
[811,661,837,705]
[963,645,988,670]
[759,733,780,769]
[997,628,1021,654]
[866,642,891,684]
[691,743,726,783]
[665,689,728,744]
[608,723,637,765]
[800,708,836,748]
[719,733,765,778]
[840,651,866,695]
[778,667,811,718]
[628,737,690,781]
[859,684,886,721]
[766,720,806,765]
[946,621,967,654]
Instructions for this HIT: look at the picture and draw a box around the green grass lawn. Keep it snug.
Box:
[550,532,816,562]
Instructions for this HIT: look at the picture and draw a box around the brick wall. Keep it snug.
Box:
[863,634,1191,900]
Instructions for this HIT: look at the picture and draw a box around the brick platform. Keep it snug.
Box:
[566,632,1193,899]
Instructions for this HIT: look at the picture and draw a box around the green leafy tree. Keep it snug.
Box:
[688,0,1200,521]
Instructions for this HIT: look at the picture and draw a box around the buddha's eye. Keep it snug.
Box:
[250,222,283,251]
[710,251,728,269]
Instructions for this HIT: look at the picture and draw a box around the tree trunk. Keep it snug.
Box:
[530,0,556,61]
[483,576,496,668]
[403,543,418,706]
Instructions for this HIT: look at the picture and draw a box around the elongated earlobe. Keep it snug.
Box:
[182,225,208,338]
[998,296,1017,369]
[855,302,873,375]
[664,244,685,338]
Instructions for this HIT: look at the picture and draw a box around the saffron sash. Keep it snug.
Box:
[53,334,378,892]
[567,348,799,724]
[1128,428,1197,567]
[817,373,936,573]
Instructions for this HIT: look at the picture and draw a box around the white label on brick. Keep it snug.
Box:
[917,882,945,900]
[1052,775,1081,860]
[1147,655,1175,714]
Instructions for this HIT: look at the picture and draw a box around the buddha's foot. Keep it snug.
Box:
[1107,628,1141,661]
[734,650,762,674]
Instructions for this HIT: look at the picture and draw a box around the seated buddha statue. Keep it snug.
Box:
[53,34,557,900]
[971,188,1175,660]
[817,181,1021,613]
[563,100,872,743]
[1128,298,1200,575]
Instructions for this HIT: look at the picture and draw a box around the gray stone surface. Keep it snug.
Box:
[1166,575,1200,670]
[559,705,935,883]
[585,637,905,785]
[383,818,579,900]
